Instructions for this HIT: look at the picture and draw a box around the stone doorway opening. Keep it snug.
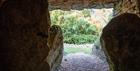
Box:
[49,8,113,71]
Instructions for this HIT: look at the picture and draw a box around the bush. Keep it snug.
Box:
[50,10,99,44]
[64,34,98,44]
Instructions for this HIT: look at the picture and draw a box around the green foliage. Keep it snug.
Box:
[50,10,99,44]
[64,34,97,44]
[82,9,91,17]
[50,10,64,25]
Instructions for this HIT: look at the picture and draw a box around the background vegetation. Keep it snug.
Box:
[50,9,99,44]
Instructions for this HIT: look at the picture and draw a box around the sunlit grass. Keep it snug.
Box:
[64,47,92,55]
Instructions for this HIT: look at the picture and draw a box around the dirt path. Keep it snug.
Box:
[56,53,109,71]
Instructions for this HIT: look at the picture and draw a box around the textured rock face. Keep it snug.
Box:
[48,0,117,10]
[46,25,63,71]
[101,13,140,71]
[92,44,107,62]
[114,0,140,16]
[0,0,63,71]
[48,0,140,16]
[1,0,140,71]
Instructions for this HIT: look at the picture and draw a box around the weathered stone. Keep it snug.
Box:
[0,0,50,71]
[48,0,118,10]
[1,0,140,71]
[48,0,140,16]
[114,0,140,16]
[46,25,63,71]
[92,44,107,62]
[101,13,140,71]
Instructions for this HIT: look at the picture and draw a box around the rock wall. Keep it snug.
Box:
[48,0,117,10]
[1,0,140,71]
[46,25,63,71]
[114,0,140,16]
[0,0,63,71]
[92,44,107,62]
[101,13,140,71]
[101,0,140,71]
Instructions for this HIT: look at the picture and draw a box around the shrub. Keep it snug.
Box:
[50,10,99,44]
[64,34,98,44]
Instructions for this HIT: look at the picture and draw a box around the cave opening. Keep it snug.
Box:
[49,8,113,71]
[1,0,140,71]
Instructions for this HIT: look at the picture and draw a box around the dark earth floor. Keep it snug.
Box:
[56,52,109,71]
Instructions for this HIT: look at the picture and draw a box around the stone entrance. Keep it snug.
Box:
[0,0,140,71]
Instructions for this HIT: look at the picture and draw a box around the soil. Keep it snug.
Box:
[55,52,109,71]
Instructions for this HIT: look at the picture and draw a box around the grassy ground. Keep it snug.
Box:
[64,47,92,55]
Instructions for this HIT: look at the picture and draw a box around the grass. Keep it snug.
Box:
[64,47,92,55]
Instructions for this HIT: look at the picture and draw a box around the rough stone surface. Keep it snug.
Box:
[92,44,107,62]
[1,0,140,71]
[46,25,63,71]
[0,0,63,71]
[114,0,140,16]
[48,0,140,17]
[48,0,118,10]
[101,13,140,71]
